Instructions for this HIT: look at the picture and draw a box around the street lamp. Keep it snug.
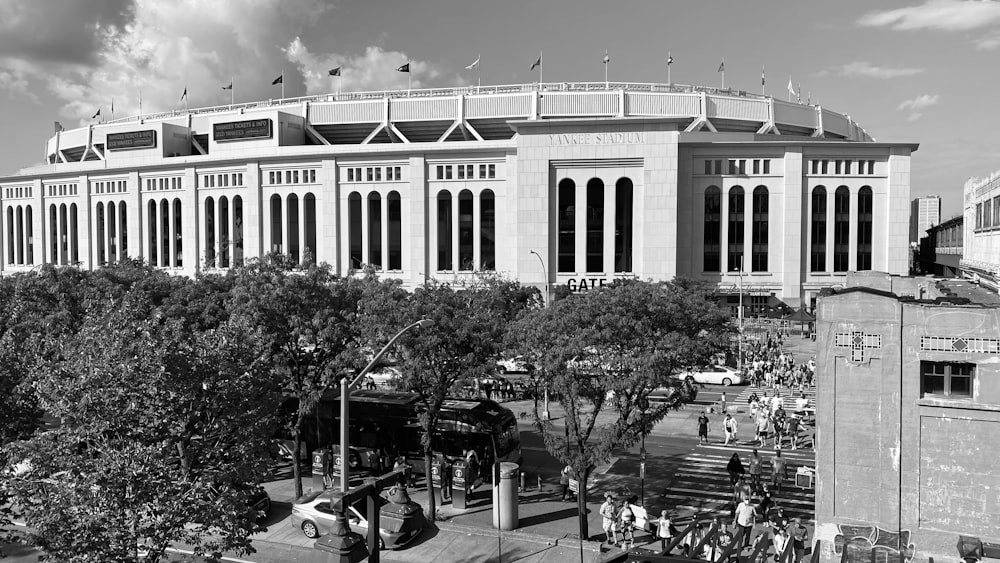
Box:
[529,250,551,420]
[340,318,434,492]
[733,257,745,375]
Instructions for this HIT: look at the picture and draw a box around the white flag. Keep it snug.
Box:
[787,78,795,96]
[465,56,480,70]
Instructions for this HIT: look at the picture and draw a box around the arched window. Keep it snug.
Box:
[287,193,300,264]
[70,203,79,264]
[205,197,216,266]
[160,199,170,267]
[586,178,604,273]
[834,186,850,272]
[727,186,745,271]
[557,179,575,273]
[458,190,474,270]
[480,189,495,271]
[437,190,452,270]
[270,194,282,255]
[857,187,873,270]
[118,202,127,259]
[810,187,827,272]
[15,206,23,265]
[147,201,158,266]
[6,207,13,264]
[233,196,244,266]
[751,186,769,272]
[615,178,633,273]
[387,191,401,270]
[95,202,105,266]
[25,206,33,264]
[703,187,721,272]
[367,192,381,269]
[304,193,317,266]
[49,204,58,264]
[173,198,183,268]
[107,202,117,264]
[348,192,362,269]
[219,196,230,268]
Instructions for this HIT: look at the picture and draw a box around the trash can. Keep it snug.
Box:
[491,462,519,530]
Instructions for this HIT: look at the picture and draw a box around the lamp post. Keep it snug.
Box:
[734,257,745,375]
[637,397,649,507]
[340,318,434,492]
[529,250,551,420]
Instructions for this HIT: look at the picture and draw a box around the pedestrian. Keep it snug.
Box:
[734,495,756,550]
[788,517,809,563]
[724,413,738,446]
[786,415,801,450]
[619,500,636,549]
[716,518,737,563]
[748,449,763,494]
[726,452,745,486]
[756,411,770,446]
[465,448,480,487]
[698,410,711,445]
[720,391,728,414]
[773,527,790,562]
[773,406,787,449]
[600,492,618,545]
[749,392,760,420]
[560,464,573,501]
[441,456,453,501]
[652,510,674,553]
[770,450,787,493]
[757,484,773,521]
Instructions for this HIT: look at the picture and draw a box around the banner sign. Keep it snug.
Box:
[213,118,272,142]
[106,130,156,150]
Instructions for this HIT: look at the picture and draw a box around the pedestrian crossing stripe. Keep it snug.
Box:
[694,445,815,460]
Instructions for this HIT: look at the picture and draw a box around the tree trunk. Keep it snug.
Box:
[292,431,303,499]
[577,467,590,540]
[424,448,436,522]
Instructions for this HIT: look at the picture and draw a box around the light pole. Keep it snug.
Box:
[340,318,434,492]
[734,257,745,375]
[529,250,551,420]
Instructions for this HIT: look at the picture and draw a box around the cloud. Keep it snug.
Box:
[824,61,924,79]
[858,0,1000,31]
[0,0,461,128]
[897,94,940,121]
[974,29,1000,48]
[286,39,463,94]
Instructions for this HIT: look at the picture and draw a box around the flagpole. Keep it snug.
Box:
[477,54,481,90]
[787,77,791,103]
[539,50,543,90]
[111,98,114,121]
[721,58,725,89]
[231,76,234,106]
[139,88,143,116]
[185,87,188,113]
[408,61,412,92]
[604,49,609,88]
[667,51,671,86]
[762,66,765,96]
[281,69,285,99]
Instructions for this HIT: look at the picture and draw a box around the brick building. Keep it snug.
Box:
[814,272,1000,563]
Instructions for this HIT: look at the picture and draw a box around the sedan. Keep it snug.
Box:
[675,365,744,386]
[291,491,424,550]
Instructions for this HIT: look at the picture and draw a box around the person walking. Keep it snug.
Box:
[786,415,801,450]
[734,495,756,550]
[726,452,745,486]
[720,391,728,414]
[652,510,674,553]
[724,413,738,446]
[619,500,636,549]
[748,449,763,494]
[441,456,453,501]
[698,410,711,445]
[772,527,790,562]
[600,492,618,545]
[770,450,787,493]
[788,517,809,563]
[560,464,574,501]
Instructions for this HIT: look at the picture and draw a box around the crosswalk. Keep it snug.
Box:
[659,442,815,524]
[731,386,817,412]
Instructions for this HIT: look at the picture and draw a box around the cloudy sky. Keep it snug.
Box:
[1,0,997,217]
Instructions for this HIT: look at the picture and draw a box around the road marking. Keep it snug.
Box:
[164,547,255,563]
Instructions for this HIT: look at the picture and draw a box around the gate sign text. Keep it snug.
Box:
[213,118,273,142]
[106,130,156,150]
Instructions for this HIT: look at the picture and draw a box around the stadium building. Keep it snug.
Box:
[0,82,917,309]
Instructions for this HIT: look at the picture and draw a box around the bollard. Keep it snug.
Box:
[537,475,541,492]
[520,472,525,492]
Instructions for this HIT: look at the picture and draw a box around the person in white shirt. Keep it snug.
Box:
[734,498,755,550]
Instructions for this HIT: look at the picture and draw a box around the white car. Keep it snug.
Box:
[675,365,743,386]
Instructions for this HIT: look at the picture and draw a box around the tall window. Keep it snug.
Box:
[585,179,604,273]
[107,202,117,264]
[303,193,316,265]
[287,194,300,264]
[219,196,230,268]
[751,186,768,272]
[810,187,827,272]
[205,197,216,265]
[96,202,106,265]
[348,193,362,268]
[481,189,496,270]
[118,202,127,259]
[614,178,633,273]
[49,205,57,264]
[367,193,381,269]
[233,196,244,267]
[921,361,973,399]
[557,179,575,272]
[387,192,401,270]
[70,203,79,264]
[173,199,183,268]
[834,187,850,272]
[703,187,721,272]
[270,194,282,255]
[147,201,157,266]
[727,186,745,271]
[857,187,873,270]
[458,190,474,270]
[437,190,452,270]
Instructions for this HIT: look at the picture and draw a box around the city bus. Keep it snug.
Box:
[307,389,522,482]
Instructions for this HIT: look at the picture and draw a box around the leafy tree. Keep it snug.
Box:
[1,289,281,563]
[369,276,540,521]
[508,279,731,540]
[226,255,378,497]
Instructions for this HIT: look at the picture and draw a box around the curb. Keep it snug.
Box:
[432,520,605,553]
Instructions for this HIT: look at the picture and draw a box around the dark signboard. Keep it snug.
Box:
[213,118,272,142]
[106,130,156,150]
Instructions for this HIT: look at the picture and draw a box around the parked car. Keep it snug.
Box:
[648,379,697,405]
[674,365,744,386]
[291,491,424,550]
